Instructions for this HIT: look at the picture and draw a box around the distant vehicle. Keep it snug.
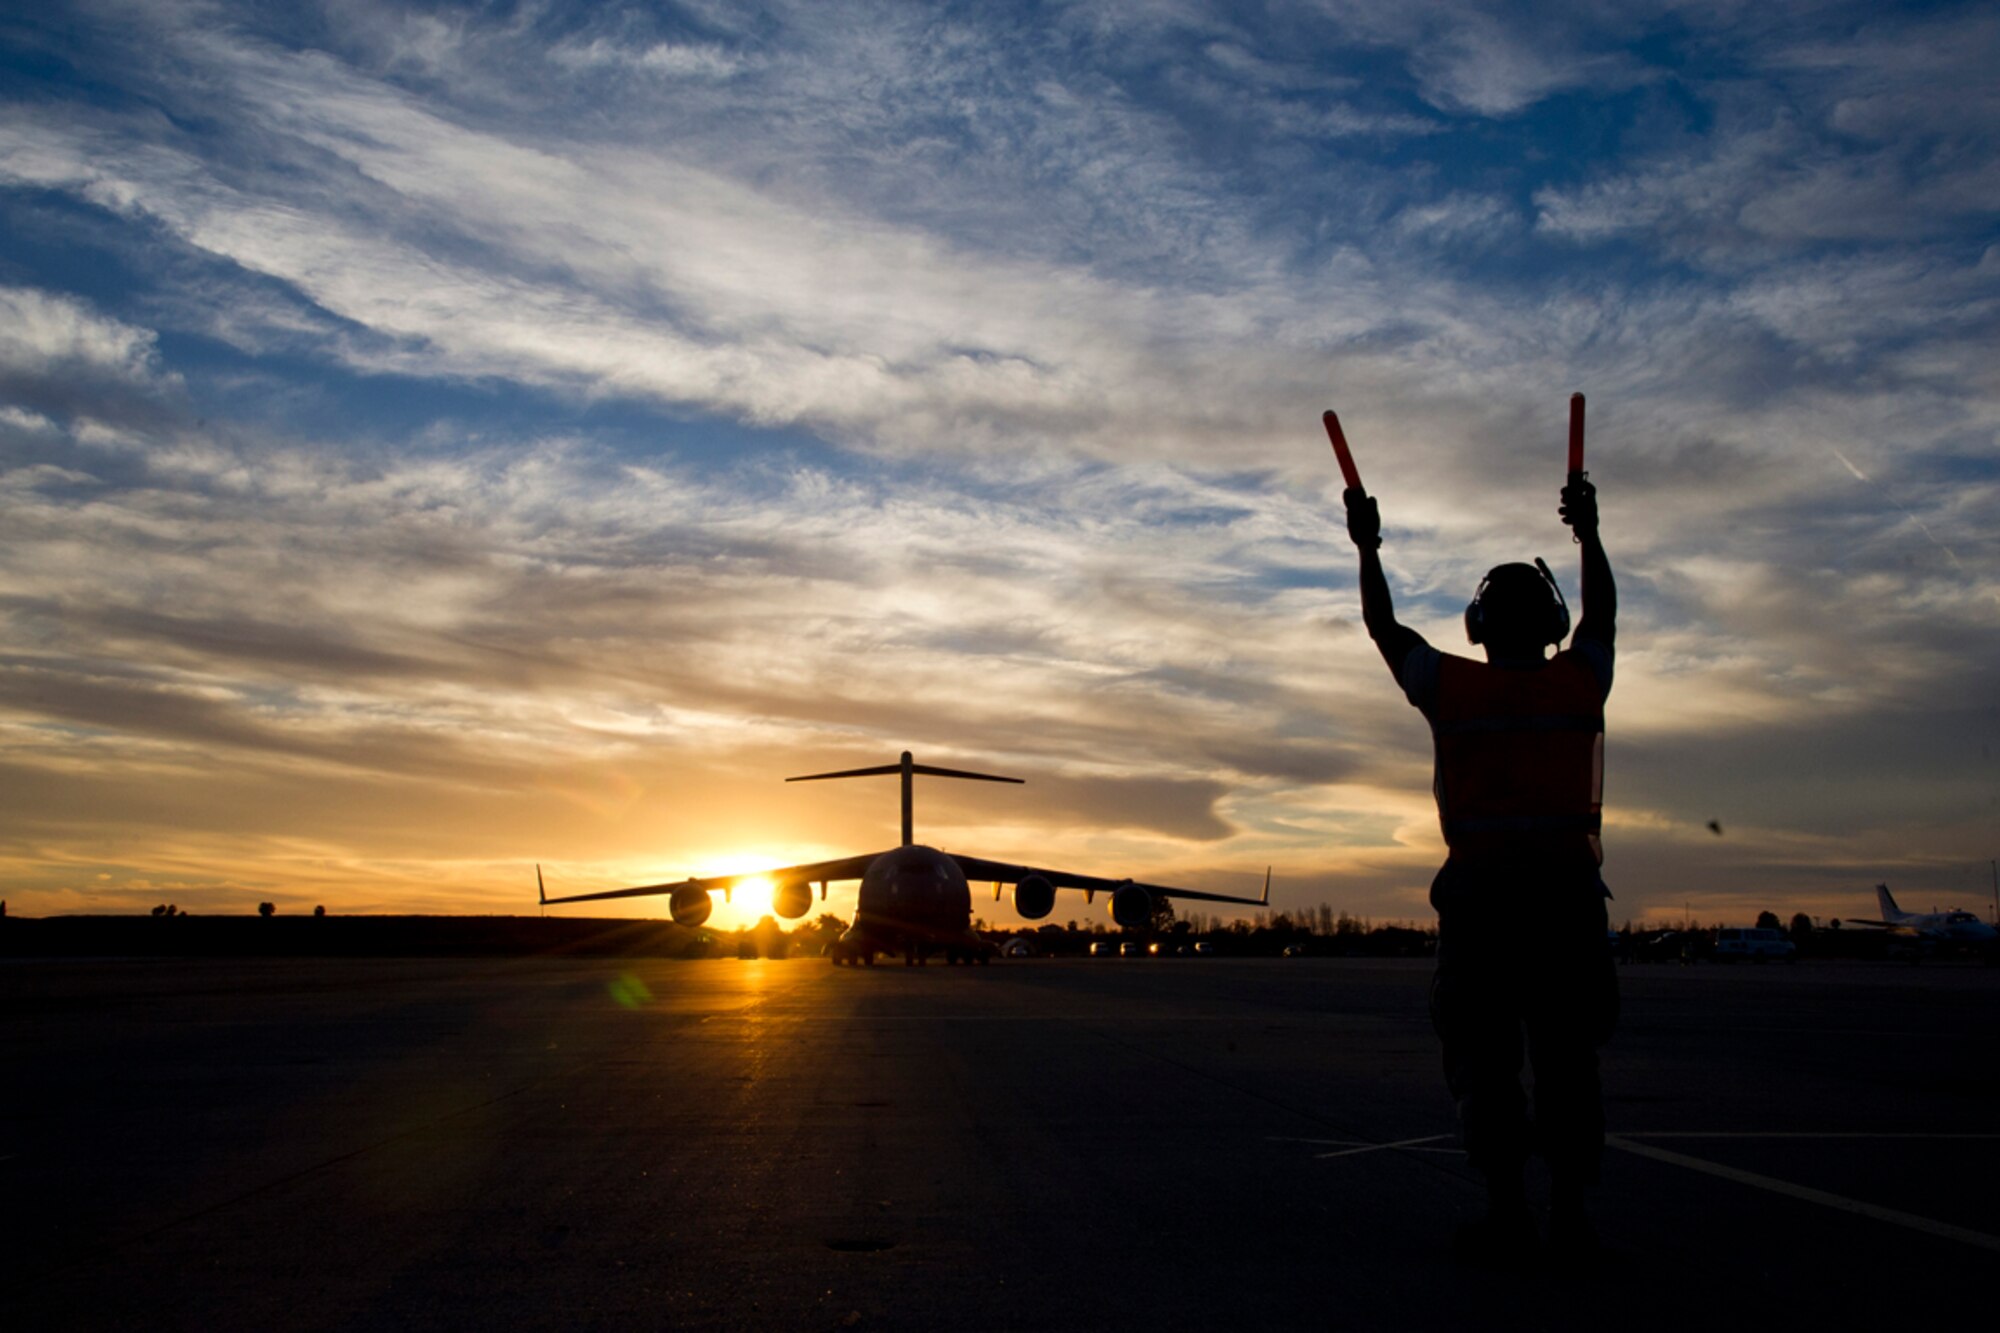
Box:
[1089,941,1117,957]
[1118,941,1142,957]
[539,751,1269,967]
[1846,883,1998,958]
[1000,938,1034,958]
[1281,943,1307,957]
[1630,929,1688,964]
[1193,941,1215,957]
[1713,927,1795,963]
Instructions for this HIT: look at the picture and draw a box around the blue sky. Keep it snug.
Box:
[1,0,1995,927]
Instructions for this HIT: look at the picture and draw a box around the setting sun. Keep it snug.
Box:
[725,875,775,925]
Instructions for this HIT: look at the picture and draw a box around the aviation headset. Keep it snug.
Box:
[1464,557,1570,647]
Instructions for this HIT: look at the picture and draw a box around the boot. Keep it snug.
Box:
[1454,1169,1537,1267]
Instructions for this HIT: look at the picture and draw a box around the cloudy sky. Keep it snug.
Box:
[2,0,1995,929]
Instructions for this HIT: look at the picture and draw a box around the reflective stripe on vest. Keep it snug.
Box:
[1431,652,1604,864]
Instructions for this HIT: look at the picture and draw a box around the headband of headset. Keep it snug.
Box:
[1465,558,1570,646]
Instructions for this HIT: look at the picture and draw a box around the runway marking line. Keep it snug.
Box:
[1606,1135,2000,1256]
[1265,1134,1459,1160]
[1616,1131,2000,1141]
[1278,1129,2000,1253]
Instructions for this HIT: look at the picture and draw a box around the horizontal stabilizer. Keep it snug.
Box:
[786,751,1022,848]
[788,761,1022,785]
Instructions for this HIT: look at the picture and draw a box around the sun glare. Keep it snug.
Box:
[729,875,775,922]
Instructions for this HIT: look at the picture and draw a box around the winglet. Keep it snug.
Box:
[537,863,546,906]
[1262,866,1272,906]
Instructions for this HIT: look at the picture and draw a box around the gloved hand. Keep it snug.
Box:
[1560,477,1598,536]
[1344,487,1381,550]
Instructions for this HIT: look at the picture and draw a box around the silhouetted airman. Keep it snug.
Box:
[1343,461,1617,1265]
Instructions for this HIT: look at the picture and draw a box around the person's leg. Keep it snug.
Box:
[1527,1026,1602,1251]
[1432,912,1535,1257]
[1524,883,1619,1257]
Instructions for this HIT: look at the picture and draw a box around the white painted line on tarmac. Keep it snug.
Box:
[1270,1135,1460,1156]
[1311,1134,1456,1160]
[1616,1131,2000,1141]
[1606,1136,2000,1255]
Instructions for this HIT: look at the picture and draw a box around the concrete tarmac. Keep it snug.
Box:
[4,955,1996,1330]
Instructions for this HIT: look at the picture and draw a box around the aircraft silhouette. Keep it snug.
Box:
[1847,883,1998,956]
[538,751,1270,965]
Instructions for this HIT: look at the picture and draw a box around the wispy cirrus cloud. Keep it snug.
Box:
[549,37,745,79]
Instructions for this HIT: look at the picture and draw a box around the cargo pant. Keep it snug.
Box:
[1429,859,1620,1185]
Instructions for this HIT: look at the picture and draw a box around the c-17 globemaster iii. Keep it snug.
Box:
[538,751,1270,965]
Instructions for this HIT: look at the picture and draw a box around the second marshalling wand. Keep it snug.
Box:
[1321,395,1587,490]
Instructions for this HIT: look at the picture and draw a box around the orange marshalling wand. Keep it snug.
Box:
[1568,392,1586,477]
[1322,410,1362,490]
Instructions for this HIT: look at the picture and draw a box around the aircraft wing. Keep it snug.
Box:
[945,854,1271,907]
[539,852,887,906]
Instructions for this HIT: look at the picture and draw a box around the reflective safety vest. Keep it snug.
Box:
[1429,652,1604,865]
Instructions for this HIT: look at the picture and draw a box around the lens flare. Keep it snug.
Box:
[608,973,653,1009]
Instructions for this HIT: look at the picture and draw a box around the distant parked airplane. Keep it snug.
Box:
[538,752,1270,965]
[1847,883,1997,955]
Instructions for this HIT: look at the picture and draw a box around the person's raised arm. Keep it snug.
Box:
[1561,477,1615,646]
[1346,487,1425,681]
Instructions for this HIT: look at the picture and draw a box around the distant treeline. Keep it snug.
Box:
[1612,919,1916,963]
[997,912,1435,958]
[0,914,716,959]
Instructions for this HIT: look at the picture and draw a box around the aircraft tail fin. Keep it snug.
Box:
[1876,883,1904,921]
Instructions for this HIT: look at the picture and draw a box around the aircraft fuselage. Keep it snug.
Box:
[830,845,989,966]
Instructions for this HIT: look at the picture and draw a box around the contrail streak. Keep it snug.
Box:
[1829,446,1973,582]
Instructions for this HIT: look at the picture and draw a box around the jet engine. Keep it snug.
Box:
[1110,884,1153,930]
[1013,873,1056,921]
[773,880,813,920]
[669,886,713,928]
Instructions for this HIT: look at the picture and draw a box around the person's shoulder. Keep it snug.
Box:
[1400,641,1446,711]
[1559,637,1614,699]
[1564,636,1612,671]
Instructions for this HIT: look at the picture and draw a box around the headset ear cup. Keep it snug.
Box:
[1465,601,1482,644]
